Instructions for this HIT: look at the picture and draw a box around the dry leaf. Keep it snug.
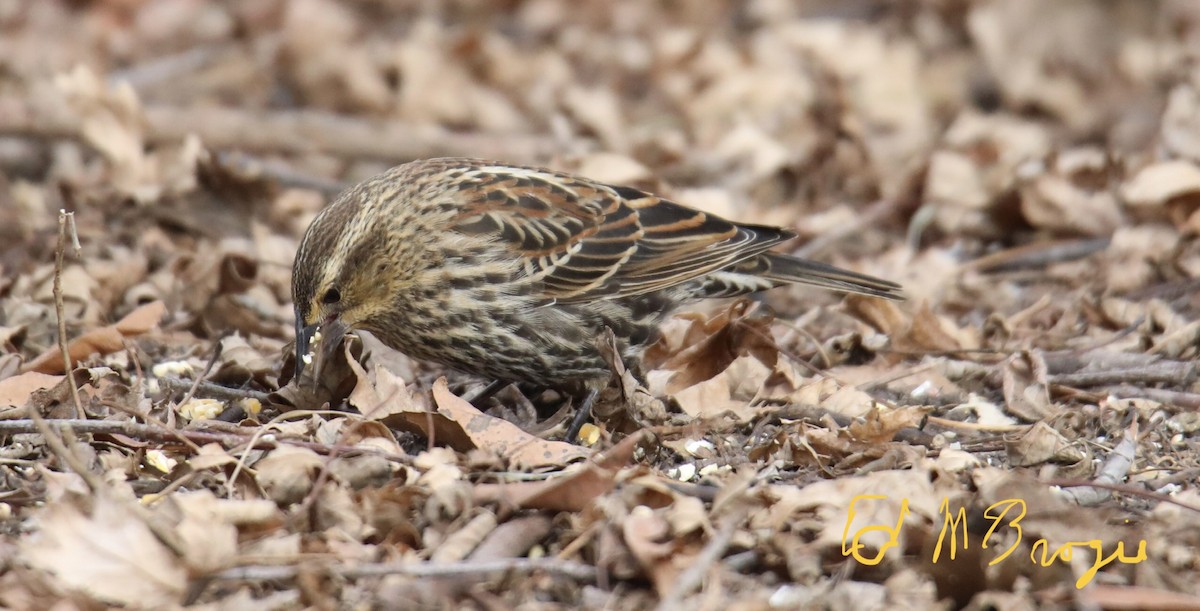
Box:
[1001,351,1055,421]
[20,492,187,607]
[430,379,590,470]
[0,371,63,408]
[1005,421,1087,467]
[1122,160,1200,208]
[255,445,325,506]
[622,507,679,598]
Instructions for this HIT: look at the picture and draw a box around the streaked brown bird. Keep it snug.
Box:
[292,158,902,434]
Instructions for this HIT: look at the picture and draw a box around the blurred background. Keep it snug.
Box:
[2,1,1197,318]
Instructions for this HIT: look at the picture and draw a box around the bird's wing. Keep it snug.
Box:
[447,163,792,303]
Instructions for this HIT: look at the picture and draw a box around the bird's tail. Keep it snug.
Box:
[694,252,904,300]
[755,253,904,300]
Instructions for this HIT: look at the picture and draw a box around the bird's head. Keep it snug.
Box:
[290,184,416,377]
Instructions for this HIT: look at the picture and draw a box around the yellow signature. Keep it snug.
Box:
[841,495,1146,588]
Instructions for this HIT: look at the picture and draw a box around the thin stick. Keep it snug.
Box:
[177,336,228,409]
[925,416,1028,433]
[100,400,203,454]
[0,96,558,163]
[1042,478,1200,514]
[212,558,596,582]
[54,210,85,419]
[158,376,270,403]
[0,419,413,465]
[1048,364,1195,388]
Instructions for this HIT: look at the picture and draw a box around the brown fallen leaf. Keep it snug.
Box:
[644,299,778,393]
[1002,351,1056,421]
[670,355,770,422]
[845,296,979,353]
[0,371,63,408]
[1005,421,1088,469]
[430,378,590,470]
[23,300,166,375]
[846,405,931,444]
[622,507,680,598]
[255,445,325,506]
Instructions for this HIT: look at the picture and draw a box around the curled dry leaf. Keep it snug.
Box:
[846,405,931,445]
[272,333,360,410]
[753,469,943,553]
[1005,421,1087,468]
[164,490,247,573]
[23,300,166,375]
[429,510,497,563]
[1122,160,1200,208]
[430,378,590,470]
[595,327,668,428]
[789,377,877,419]
[622,506,682,598]
[671,355,770,422]
[255,445,325,506]
[1001,351,1055,421]
[845,296,979,353]
[467,515,556,562]
[347,358,421,422]
[1019,170,1123,236]
[646,301,776,384]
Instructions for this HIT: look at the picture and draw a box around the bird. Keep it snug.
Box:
[291,158,903,437]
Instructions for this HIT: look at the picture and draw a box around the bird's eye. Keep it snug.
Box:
[321,288,341,305]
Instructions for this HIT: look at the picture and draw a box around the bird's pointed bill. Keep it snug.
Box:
[293,311,351,381]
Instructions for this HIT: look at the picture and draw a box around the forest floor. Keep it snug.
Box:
[1,1,1200,609]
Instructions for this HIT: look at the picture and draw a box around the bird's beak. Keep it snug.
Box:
[294,308,320,379]
[293,307,351,380]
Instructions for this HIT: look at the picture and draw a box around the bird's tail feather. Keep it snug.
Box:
[755,253,904,300]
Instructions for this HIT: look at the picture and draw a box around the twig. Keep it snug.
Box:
[925,416,1028,433]
[27,410,189,559]
[1140,467,1200,491]
[0,95,559,163]
[54,210,85,419]
[1101,385,1200,410]
[99,399,202,454]
[212,558,597,582]
[25,400,190,557]
[1048,363,1196,388]
[108,45,223,89]
[158,376,270,403]
[213,151,346,195]
[1042,478,1200,514]
[0,419,413,465]
[962,238,1110,273]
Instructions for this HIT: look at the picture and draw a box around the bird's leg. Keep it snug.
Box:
[565,387,600,443]
[463,379,510,406]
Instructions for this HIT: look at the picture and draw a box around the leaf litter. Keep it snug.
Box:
[1,1,1200,609]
